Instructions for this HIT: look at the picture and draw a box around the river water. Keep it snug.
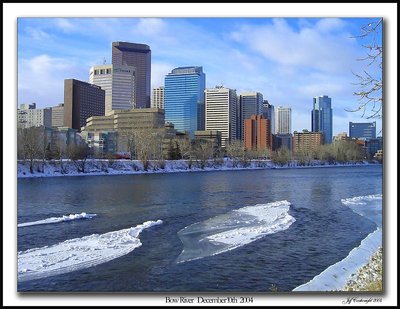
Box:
[17,165,382,292]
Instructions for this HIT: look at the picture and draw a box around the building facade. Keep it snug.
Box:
[164,66,206,136]
[112,41,151,108]
[83,108,165,132]
[262,100,275,134]
[293,130,324,153]
[64,79,105,131]
[243,115,272,151]
[205,87,237,148]
[349,122,376,140]
[18,103,52,129]
[89,64,136,113]
[275,106,292,134]
[273,133,293,151]
[311,95,333,144]
[51,103,64,128]
[151,86,165,109]
[238,92,263,140]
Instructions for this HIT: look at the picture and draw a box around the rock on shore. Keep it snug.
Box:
[341,247,383,291]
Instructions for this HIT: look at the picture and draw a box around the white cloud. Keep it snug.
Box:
[151,62,174,88]
[230,18,358,74]
[135,18,167,36]
[24,26,51,41]
[18,54,83,106]
[54,18,76,33]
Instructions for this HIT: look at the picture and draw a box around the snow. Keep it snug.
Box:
[17,159,379,179]
[18,212,97,228]
[18,220,163,282]
[176,200,295,263]
[293,194,382,291]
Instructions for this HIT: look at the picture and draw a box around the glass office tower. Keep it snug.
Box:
[164,66,205,136]
[311,95,333,144]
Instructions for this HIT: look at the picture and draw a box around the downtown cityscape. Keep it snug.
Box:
[14,15,385,300]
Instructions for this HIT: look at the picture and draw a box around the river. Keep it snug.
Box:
[17,165,382,292]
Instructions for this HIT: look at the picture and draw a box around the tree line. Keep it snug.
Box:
[18,127,377,174]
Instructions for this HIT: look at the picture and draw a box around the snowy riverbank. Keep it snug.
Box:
[293,194,382,292]
[17,159,380,178]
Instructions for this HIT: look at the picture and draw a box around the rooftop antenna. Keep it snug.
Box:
[103,57,107,65]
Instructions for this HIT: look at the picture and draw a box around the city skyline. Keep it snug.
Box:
[18,17,382,136]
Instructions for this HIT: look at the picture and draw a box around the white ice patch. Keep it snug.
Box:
[293,194,382,291]
[18,220,163,282]
[18,212,97,228]
[177,201,295,263]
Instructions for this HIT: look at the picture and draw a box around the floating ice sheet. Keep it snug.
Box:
[18,212,97,228]
[18,220,163,282]
[176,201,295,263]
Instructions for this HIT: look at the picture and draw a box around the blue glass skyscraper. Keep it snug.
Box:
[311,95,333,144]
[165,67,205,136]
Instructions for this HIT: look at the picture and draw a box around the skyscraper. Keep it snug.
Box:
[311,95,333,144]
[262,100,275,134]
[239,92,263,140]
[112,42,151,108]
[164,66,205,136]
[275,106,292,134]
[349,122,376,140]
[205,86,237,147]
[151,86,165,109]
[89,64,136,114]
[64,79,105,131]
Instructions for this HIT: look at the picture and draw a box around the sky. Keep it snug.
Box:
[17,17,383,136]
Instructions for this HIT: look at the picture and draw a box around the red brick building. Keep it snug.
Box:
[293,130,324,153]
[244,115,272,151]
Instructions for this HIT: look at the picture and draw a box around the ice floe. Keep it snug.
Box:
[176,201,295,263]
[18,220,163,282]
[18,212,97,228]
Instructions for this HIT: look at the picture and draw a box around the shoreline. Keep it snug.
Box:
[293,228,382,292]
[17,159,381,179]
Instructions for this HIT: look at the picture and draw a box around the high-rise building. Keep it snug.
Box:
[151,86,165,109]
[349,121,376,140]
[244,115,272,151]
[205,87,237,147]
[164,66,206,136]
[17,103,52,129]
[112,42,151,108]
[64,79,105,131]
[51,103,64,128]
[312,95,333,144]
[275,106,292,134]
[89,64,136,113]
[262,100,275,134]
[238,92,263,140]
[293,130,324,153]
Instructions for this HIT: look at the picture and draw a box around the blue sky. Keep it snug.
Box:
[17,17,383,135]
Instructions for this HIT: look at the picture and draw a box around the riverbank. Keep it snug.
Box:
[341,247,383,292]
[17,159,380,178]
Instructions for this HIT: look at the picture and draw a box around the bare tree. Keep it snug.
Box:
[225,140,247,167]
[17,127,43,174]
[349,18,383,120]
[193,140,214,169]
[176,138,194,169]
[271,147,291,166]
[131,128,163,171]
[52,136,68,174]
[67,143,92,173]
